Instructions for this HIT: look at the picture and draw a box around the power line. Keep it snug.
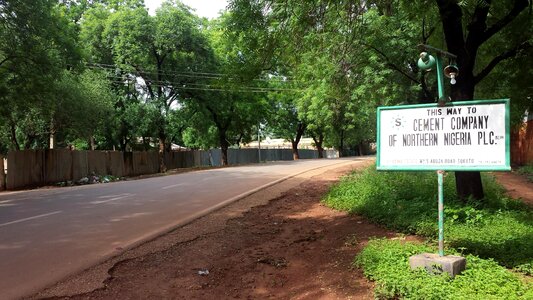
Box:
[85,63,302,82]
[109,79,303,93]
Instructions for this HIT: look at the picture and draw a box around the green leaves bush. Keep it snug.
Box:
[517,164,533,182]
[357,239,533,299]
[324,166,533,275]
[330,165,533,297]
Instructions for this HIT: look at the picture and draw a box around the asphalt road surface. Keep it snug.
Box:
[0,158,369,299]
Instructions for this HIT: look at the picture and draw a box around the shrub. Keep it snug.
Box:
[356,239,533,299]
[324,166,533,274]
[517,164,533,182]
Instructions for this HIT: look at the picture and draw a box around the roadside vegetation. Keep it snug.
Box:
[517,164,533,182]
[357,239,532,299]
[324,166,533,298]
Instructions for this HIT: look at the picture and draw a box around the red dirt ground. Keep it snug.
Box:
[494,171,533,207]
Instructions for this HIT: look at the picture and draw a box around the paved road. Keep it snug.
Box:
[0,158,369,299]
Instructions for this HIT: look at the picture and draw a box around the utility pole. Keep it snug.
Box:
[258,122,261,163]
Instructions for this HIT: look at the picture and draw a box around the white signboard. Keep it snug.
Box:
[377,99,510,171]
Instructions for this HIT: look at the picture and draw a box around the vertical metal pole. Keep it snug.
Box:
[436,54,446,257]
[436,56,445,100]
[438,170,445,256]
[258,123,261,163]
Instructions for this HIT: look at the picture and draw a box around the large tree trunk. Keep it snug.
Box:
[437,0,530,201]
[450,70,484,200]
[10,123,20,150]
[291,140,300,160]
[312,133,324,158]
[219,130,230,166]
[0,154,5,191]
[358,142,366,156]
[437,0,483,200]
[89,136,96,150]
[337,130,345,158]
[291,122,306,160]
[158,130,167,173]
[49,119,56,150]
[455,171,484,200]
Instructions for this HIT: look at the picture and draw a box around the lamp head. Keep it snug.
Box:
[417,52,436,71]
[444,64,459,85]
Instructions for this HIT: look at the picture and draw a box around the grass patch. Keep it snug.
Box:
[324,166,533,275]
[325,167,533,298]
[356,239,533,299]
[517,164,533,182]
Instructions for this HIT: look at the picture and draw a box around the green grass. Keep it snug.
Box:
[517,164,533,182]
[356,239,533,300]
[324,167,533,299]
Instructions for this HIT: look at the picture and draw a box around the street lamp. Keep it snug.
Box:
[416,44,459,257]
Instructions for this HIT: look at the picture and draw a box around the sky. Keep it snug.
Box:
[144,0,229,19]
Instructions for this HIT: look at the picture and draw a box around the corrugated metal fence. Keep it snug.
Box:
[511,120,533,166]
[0,148,337,190]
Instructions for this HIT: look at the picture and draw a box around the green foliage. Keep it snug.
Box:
[1,0,530,159]
[0,0,82,150]
[324,166,533,274]
[517,164,533,182]
[356,239,533,299]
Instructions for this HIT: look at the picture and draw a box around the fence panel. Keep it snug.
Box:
[281,149,294,161]
[199,150,211,166]
[72,150,88,181]
[123,152,134,176]
[179,151,195,168]
[0,155,5,191]
[511,120,533,166]
[7,150,44,190]
[3,148,339,190]
[229,148,258,165]
[525,122,533,164]
[107,151,125,177]
[164,151,179,170]
[87,151,107,176]
[44,149,72,184]
[209,150,222,166]
[299,149,318,159]
[132,151,159,176]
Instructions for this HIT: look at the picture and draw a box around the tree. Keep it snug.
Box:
[227,0,532,200]
[267,89,307,160]
[80,1,213,169]
[0,0,90,150]
[184,15,269,165]
[434,0,532,200]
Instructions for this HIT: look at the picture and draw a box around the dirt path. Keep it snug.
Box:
[34,159,404,300]
[494,172,533,207]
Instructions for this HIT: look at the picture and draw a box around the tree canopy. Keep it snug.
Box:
[0,0,531,193]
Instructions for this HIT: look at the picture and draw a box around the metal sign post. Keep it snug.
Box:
[433,52,446,257]
[376,44,511,277]
[419,45,456,257]
[437,170,444,256]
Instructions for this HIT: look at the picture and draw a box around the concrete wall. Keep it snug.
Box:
[4,148,339,190]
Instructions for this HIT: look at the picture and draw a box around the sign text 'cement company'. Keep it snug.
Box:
[376,99,510,171]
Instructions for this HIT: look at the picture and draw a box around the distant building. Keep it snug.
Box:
[243,137,319,149]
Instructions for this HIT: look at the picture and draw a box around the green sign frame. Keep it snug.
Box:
[376,99,510,171]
